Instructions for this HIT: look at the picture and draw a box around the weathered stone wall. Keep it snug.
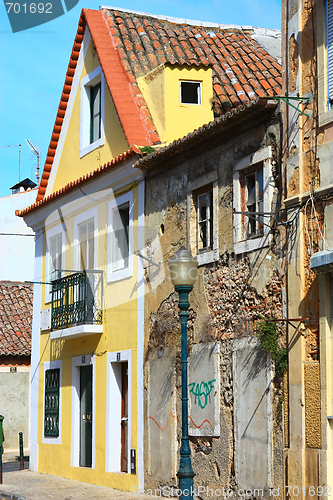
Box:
[144,256,284,496]
[143,116,284,496]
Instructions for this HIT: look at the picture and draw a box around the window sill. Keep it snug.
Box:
[43,435,61,445]
[318,107,333,128]
[234,233,271,255]
[107,266,133,283]
[196,248,219,266]
[50,324,103,340]
[80,137,104,158]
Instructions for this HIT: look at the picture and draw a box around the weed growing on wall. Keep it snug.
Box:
[256,317,288,375]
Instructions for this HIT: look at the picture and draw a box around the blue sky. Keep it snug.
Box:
[0,0,281,198]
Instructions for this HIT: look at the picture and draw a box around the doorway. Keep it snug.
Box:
[79,365,93,467]
[105,351,131,473]
[121,362,128,472]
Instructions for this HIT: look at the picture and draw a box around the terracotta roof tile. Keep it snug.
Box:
[0,282,33,357]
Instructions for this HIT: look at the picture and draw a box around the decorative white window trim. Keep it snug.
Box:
[233,146,273,255]
[45,224,65,304]
[74,206,98,271]
[105,350,132,474]
[108,191,133,282]
[180,80,202,105]
[42,360,62,445]
[71,355,96,469]
[187,170,219,266]
[80,66,105,158]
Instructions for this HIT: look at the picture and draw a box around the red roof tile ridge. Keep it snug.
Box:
[100,5,253,30]
[16,148,139,217]
[134,98,277,168]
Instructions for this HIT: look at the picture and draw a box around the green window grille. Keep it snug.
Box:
[44,368,60,437]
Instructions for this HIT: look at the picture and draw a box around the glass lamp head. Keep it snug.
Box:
[168,246,198,287]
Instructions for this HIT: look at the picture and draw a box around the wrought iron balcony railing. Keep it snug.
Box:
[51,270,103,331]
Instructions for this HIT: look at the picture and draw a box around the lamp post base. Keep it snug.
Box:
[177,470,195,500]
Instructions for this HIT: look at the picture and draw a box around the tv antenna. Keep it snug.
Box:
[26,139,40,184]
[0,144,21,182]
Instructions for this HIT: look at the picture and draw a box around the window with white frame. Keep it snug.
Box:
[45,226,64,303]
[187,171,219,266]
[243,164,264,238]
[80,66,105,157]
[180,81,202,105]
[108,192,133,282]
[317,0,333,124]
[233,147,273,255]
[196,186,213,251]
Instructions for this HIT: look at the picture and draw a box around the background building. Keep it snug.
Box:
[282,0,332,493]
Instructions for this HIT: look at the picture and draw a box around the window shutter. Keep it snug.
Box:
[327,0,333,103]
[44,369,60,437]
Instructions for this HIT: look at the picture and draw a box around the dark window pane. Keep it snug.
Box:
[198,222,207,249]
[90,83,101,144]
[257,168,264,201]
[181,82,200,104]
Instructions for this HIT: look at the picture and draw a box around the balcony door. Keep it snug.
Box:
[78,219,95,271]
[79,364,93,468]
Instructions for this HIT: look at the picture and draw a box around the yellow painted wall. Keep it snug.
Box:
[138,64,213,143]
[37,185,140,490]
[51,38,129,195]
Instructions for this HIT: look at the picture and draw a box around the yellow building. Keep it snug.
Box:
[18,6,280,492]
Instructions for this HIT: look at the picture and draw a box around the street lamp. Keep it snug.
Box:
[168,246,198,500]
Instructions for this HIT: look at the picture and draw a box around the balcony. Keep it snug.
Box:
[50,270,103,340]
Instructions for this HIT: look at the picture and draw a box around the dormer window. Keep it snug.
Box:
[180,81,202,104]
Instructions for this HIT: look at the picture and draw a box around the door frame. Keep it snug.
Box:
[105,350,131,473]
[71,354,96,468]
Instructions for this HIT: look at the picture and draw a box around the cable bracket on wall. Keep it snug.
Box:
[261,95,310,118]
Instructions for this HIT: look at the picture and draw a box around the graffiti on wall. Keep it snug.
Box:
[189,379,216,409]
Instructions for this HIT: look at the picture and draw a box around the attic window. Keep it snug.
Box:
[80,66,105,158]
[180,81,202,105]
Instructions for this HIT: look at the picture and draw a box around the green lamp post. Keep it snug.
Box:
[168,246,198,500]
